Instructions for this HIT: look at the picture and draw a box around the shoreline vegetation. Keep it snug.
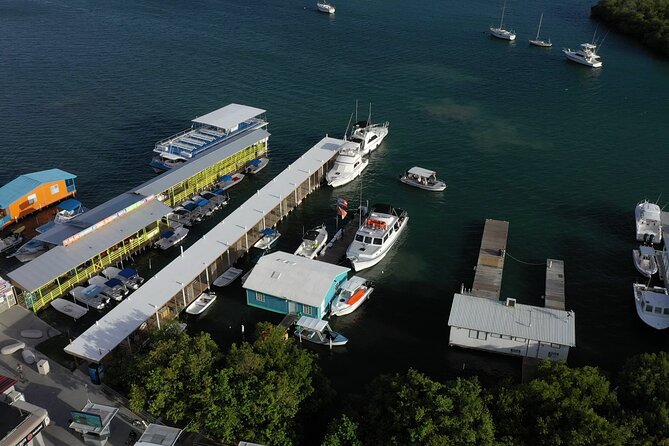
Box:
[591,0,669,57]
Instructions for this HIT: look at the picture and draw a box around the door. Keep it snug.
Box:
[288,301,297,314]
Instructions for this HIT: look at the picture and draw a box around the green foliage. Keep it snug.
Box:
[618,351,669,443]
[321,414,362,446]
[592,0,669,56]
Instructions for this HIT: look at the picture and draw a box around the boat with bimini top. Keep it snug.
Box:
[563,39,602,68]
[70,285,108,310]
[217,173,245,191]
[102,267,144,290]
[154,226,189,250]
[330,276,374,316]
[293,316,348,346]
[346,204,409,272]
[294,225,328,259]
[399,167,447,191]
[245,157,269,174]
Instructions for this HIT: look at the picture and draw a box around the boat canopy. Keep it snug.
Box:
[212,188,226,196]
[182,202,198,211]
[296,316,329,332]
[220,175,233,182]
[118,267,139,279]
[195,198,209,207]
[250,159,263,166]
[105,278,124,288]
[57,198,83,212]
[407,167,436,178]
[260,228,277,236]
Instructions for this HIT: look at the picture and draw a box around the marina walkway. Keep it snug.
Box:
[318,212,363,266]
[471,219,509,300]
[544,259,565,311]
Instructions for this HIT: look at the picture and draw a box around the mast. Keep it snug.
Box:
[535,13,543,40]
[344,112,354,141]
[499,1,506,29]
[355,99,358,123]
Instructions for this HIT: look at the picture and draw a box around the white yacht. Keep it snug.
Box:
[326,142,369,188]
[346,204,409,272]
[490,1,516,41]
[633,246,658,278]
[317,1,335,14]
[636,200,663,244]
[330,276,374,316]
[349,119,389,156]
[633,283,669,330]
[563,43,602,68]
[154,226,189,250]
[294,225,328,259]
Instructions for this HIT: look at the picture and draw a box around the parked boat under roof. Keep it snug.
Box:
[294,316,348,346]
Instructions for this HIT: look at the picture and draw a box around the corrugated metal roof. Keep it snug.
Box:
[8,199,173,292]
[447,293,576,346]
[135,129,270,197]
[192,103,266,130]
[0,168,76,208]
[244,252,349,307]
[64,135,344,363]
[135,424,182,446]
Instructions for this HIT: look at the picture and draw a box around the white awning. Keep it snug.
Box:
[296,316,329,332]
[407,166,436,178]
[192,104,266,130]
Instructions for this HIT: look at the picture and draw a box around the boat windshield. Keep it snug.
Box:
[355,234,364,242]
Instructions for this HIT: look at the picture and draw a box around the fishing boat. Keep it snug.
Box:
[346,204,409,272]
[254,228,281,250]
[9,239,49,263]
[154,226,189,250]
[293,316,348,346]
[0,227,24,254]
[348,104,389,156]
[636,200,663,244]
[317,1,335,14]
[294,225,328,259]
[633,283,669,330]
[489,1,516,41]
[326,142,369,188]
[217,173,245,191]
[245,157,269,174]
[70,285,108,310]
[213,266,244,287]
[192,197,214,217]
[633,246,658,278]
[199,190,229,209]
[399,167,447,191]
[88,275,128,301]
[529,13,552,47]
[563,41,602,68]
[50,298,88,320]
[102,266,144,290]
[185,292,217,315]
[330,276,374,316]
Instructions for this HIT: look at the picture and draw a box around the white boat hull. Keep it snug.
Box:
[348,216,409,272]
[327,159,369,188]
[634,284,669,330]
[331,287,373,316]
[213,267,244,287]
[399,176,447,191]
[633,249,658,278]
[185,293,217,315]
[317,3,335,13]
[490,27,516,40]
[563,50,602,68]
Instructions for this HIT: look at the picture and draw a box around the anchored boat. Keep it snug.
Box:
[348,104,389,156]
[294,316,348,346]
[294,225,328,259]
[529,13,552,47]
[490,1,516,41]
[399,167,447,191]
[330,276,374,316]
[317,1,335,14]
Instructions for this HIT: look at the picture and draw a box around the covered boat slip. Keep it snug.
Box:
[64,136,344,363]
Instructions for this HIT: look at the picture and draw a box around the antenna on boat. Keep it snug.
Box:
[355,99,358,123]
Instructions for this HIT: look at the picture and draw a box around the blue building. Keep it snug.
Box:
[243,252,350,319]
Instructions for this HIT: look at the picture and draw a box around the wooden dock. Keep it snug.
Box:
[544,259,565,311]
[318,213,362,266]
[471,219,509,301]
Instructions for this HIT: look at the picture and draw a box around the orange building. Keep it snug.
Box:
[0,169,77,230]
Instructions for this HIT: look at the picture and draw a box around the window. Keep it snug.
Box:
[550,343,561,349]
[514,337,526,342]
[303,305,312,315]
[510,349,522,354]
[664,308,669,315]
[502,335,512,340]
[373,238,382,245]
[27,194,37,205]
[383,234,389,243]
[468,329,478,339]
[256,292,265,303]
[355,235,364,242]
[490,333,501,338]
[645,304,654,312]
[548,352,560,358]
[364,236,372,244]
[477,331,487,340]
[50,184,60,195]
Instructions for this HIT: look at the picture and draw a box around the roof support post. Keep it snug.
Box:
[155,311,160,330]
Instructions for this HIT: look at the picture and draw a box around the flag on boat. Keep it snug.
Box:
[337,206,347,219]
[337,197,348,208]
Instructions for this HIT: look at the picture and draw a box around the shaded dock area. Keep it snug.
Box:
[318,212,363,266]
[471,219,509,300]
[544,259,565,310]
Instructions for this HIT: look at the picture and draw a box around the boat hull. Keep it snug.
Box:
[185,293,217,315]
[213,267,244,287]
[399,176,447,191]
[490,28,516,40]
[563,51,602,68]
[634,284,669,330]
[326,159,369,188]
[348,216,409,272]
[529,39,552,47]
[331,288,373,316]
[633,249,658,278]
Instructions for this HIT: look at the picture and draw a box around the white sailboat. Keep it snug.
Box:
[317,1,335,14]
[489,1,516,41]
[326,141,369,188]
[529,13,552,47]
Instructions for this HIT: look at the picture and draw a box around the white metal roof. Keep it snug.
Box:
[243,252,350,307]
[135,424,182,446]
[296,315,329,332]
[407,166,436,177]
[64,136,344,363]
[448,293,576,346]
[135,129,270,197]
[192,103,266,130]
[8,199,173,292]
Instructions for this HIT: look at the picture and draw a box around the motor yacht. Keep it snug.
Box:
[326,142,368,188]
[635,200,662,244]
[563,43,602,68]
[634,283,669,330]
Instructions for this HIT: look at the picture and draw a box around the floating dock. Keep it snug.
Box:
[318,213,363,266]
[471,219,509,300]
[544,259,565,311]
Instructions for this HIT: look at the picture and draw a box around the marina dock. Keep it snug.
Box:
[471,219,509,300]
[544,259,565,311]
[318,213,363,266]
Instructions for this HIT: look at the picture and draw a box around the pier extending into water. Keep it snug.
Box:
[544,259,565,311]
[471,219,509,300]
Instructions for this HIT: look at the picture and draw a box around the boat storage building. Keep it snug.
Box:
[448,293,575,362]
[244,251,349,319]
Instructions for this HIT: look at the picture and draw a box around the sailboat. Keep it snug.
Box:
[529,13,552,47]
[489,1,516,41]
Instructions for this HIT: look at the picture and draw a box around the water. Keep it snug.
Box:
[1,0,669,392]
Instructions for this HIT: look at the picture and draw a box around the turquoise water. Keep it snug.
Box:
[2,0,669,389]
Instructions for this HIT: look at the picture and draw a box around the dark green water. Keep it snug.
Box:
[2,0,669,391]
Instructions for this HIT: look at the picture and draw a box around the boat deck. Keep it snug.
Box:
[318,212,363,266]
[471,219,509,300]
[544,259,565,310]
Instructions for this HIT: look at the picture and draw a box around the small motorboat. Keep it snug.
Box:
[50,298,89,320]
[245,157,269,174]
[254,228,281,250]
[218,173,245,191]
[154,226,189,250]
[330,276,374,316]
[88,276,128,301]
[185,292,217,315]
[399,167,447,191]
[633,246,658,278]
[9,239,49,263]
[103,267,144,289]
[317,1,335,14]
[0,227,24,254]
[294,225,328,259]
[293,316,348,346]
[634,283,669,330]
[636,200,663,244]
[70,285,108,310]
[213,267,244,287]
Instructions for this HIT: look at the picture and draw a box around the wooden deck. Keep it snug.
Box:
[544,259,565,310]
[278,313,299,330]
[318,212,363,266]
[471,219,509,300]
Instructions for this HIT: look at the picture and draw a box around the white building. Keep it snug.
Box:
[448,294,576,362]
